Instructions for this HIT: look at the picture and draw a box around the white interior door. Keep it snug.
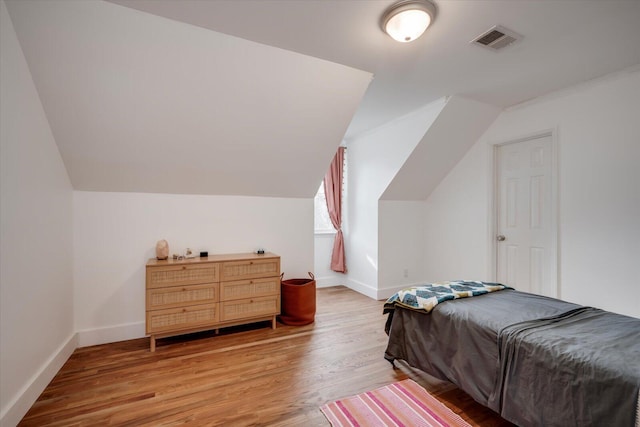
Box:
[496,135,557,297]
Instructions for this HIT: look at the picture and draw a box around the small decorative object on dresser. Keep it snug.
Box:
[155,239,169,260]
[145,252,281,351]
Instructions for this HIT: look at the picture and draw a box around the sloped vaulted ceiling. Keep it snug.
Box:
[7,0,640,199]
[381,96,501,201]
[5,0,371,197]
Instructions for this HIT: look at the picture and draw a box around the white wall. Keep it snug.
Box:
[346,99,446,298]
[422,139,494,282]
[73,191,314,346]
[378,201,426,298]
[376,97,499,299]
[422,68,640,318]
[0,2,75,424]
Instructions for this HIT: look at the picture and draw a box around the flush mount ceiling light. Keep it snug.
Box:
[381,0,437,43]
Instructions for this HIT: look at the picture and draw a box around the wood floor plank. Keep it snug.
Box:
[19,286,513,426]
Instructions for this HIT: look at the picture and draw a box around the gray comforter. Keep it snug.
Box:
[384,290,640,427]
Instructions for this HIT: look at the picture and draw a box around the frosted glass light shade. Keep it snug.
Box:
[381,0,436,43]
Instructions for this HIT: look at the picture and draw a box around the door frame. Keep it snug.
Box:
[488,129,560,298]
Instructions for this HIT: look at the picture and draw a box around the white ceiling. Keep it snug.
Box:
[6,0,640,197]
[107,0,640,139]
[381,96,501,200]
[5,0,371,197]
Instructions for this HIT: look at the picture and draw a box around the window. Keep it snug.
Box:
[314,183,334,233]
[314,149,347,234]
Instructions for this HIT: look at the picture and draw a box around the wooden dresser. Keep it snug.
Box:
[145,252,280,351]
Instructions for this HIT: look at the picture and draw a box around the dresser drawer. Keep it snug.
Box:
[220,277,279,301]
[147,283,219,310]
[146,263,219,289]
[146,303,219,334]
[220,296,280,322]
[220,258,280,281]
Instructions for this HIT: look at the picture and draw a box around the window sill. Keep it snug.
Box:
[314,230,336,236]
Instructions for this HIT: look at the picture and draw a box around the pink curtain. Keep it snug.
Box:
[324,147,346,273]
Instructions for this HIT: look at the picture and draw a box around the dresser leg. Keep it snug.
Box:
[150,336,156,352]
[271,316,277,329]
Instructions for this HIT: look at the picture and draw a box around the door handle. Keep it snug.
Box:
[497,235,506,241]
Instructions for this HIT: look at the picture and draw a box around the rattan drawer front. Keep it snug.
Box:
[146,303,219,334]
[147,283,219,310]
[147,264,219,288]
[221,296,280,322]
[220,258,280,281]
[220,277,279,301]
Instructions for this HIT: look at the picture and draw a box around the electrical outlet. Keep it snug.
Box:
[403,268,409,278]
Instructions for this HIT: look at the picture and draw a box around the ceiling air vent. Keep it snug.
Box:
[471,25,522,51]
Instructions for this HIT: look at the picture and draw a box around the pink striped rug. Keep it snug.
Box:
[320,379,471,427]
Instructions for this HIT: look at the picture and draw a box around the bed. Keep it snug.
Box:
[383,283,640,427]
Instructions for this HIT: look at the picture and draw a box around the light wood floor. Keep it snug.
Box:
[20,286,514,426]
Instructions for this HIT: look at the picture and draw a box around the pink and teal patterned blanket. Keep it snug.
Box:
[384,281,512,314]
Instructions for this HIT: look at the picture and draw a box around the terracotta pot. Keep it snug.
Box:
[280,273,316,326]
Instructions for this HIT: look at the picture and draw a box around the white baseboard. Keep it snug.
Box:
[0,333,77,427]
[303,276,382,300]
[76,322,145,348]
[345,278,379,300]
[315,276,347,288]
